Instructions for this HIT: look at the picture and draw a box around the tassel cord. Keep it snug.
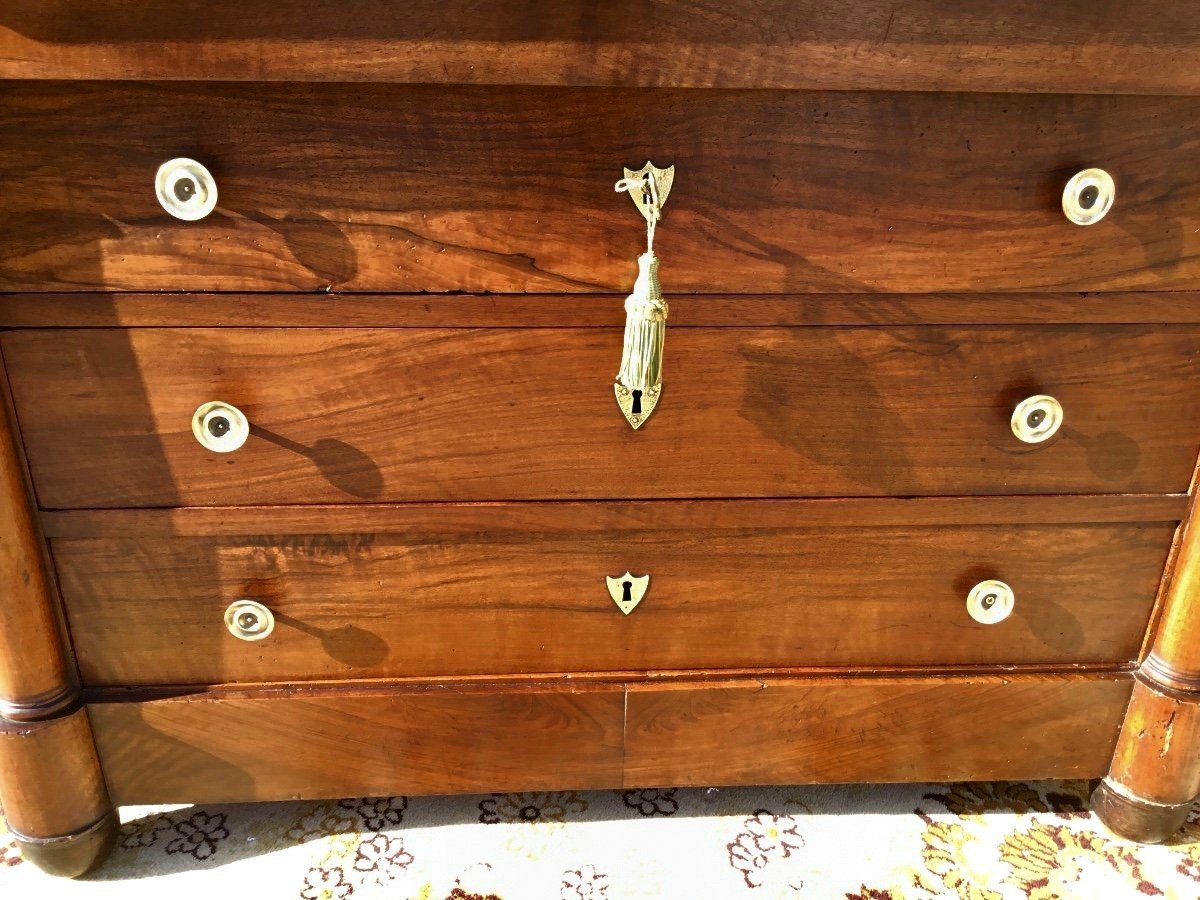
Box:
[614,170,668,393]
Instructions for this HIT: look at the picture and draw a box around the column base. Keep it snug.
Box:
[1092,779,1193,844]
[10,810,118,878]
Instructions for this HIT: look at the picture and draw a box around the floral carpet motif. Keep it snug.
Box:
[3,781,1200,898]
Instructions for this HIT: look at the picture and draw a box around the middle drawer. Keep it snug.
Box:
[6,324,1200,507]
[50,500,1176,686]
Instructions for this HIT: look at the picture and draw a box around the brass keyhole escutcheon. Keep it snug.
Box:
[606,572,649,615]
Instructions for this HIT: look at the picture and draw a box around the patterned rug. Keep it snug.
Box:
[3,781,1200,898]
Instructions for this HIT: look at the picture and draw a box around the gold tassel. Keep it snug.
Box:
[614,250,667,429]
[618,251,668,391]
[614,161,674,429]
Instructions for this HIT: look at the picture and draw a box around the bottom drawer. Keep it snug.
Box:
[88,673,1130,805]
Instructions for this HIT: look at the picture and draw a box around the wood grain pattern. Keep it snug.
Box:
[53,520,1173,686]
[0,711,110,839]
[1106,678,1200,807]
[1143,510,1200,691]
[4,84,1200,293]
[623,674,1132,786]
[10,292,1200,329]
[86,674,1131,804]
[7,326,1200,508]
[1095,484,1200,843]
[0,348,73,707]
[89,684,625,804]
[3,2,1200,94]
[39,496,1190,540]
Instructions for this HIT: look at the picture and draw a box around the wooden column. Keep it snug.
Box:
[0,360,116,876]
[1094,505,1200,841]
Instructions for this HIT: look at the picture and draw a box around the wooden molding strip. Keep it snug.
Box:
[41,495,1189,539]
[7,293,1200,329]
[82,664,1136,705]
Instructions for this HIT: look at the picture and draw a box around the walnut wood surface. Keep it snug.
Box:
[87,674,1131,804]
[1143,511,1200,691]
[53,518,1172,686]
[0,711,110,839]
[1096,485,1200,843]
[0,353,74,704]
[1106,678,1200,808]
[1092,780,1194,845]
[622,674,1131,786]
[4,85,1200,293]
[3,2,1200,94]
[7,326,1200,508]
[10,292,1200,329]
[90,684,626,804]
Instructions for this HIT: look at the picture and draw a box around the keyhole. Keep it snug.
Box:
[622,581,632,604]
[631,390,643,415]
[174,177,197,202]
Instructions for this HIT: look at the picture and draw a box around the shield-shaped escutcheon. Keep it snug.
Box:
[622,161,675,225]
[606,572,650,615]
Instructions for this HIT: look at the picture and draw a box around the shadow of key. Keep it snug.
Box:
[250,425,385,499]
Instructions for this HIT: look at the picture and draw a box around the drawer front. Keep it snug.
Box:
[7,326,1200,507]
[53,508,1174,686]
[2,84,1200,293]
[88,674,1131,805]
[91,684,626,804]
[622,675,1131,787]
[5,3,1199,94]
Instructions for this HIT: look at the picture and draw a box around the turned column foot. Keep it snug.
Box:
[1093,486,1200,845]
[1,707,117,876]
[1093,779,1193,844]
[0,360,116,876]
[10,810,119,878]
[1093,673,1200,843]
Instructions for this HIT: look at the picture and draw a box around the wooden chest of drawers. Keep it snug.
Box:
[4,2,1200,876]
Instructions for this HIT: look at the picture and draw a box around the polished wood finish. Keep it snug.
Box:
[0,357,116,874]
[10,811,119,880]
[53,520,1173,686]
[10,292,1200,329]
[6,3,1200,865]
[90,684,625,804]
[86,673,1131,805]
[3,2,1200,95]
[1104,679,1200,807]
[8,326,1200,508]
[1142,511,1200,692]
[40,495,1190,540]
[0,360,72,706]
[1095,500,1200,842]
[0,712,111,839]
[624,674,1131,786]
[3,85,1200,294]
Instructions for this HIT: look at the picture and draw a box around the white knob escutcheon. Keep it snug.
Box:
[1062,168,1115,226]
[156,157,218,221]
[224,599,275,641]
[1011,395,1063,444]
[966,580,1015,625]
[192,401,249,453]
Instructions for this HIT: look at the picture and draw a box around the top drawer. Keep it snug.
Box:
[2,84,1200,293]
